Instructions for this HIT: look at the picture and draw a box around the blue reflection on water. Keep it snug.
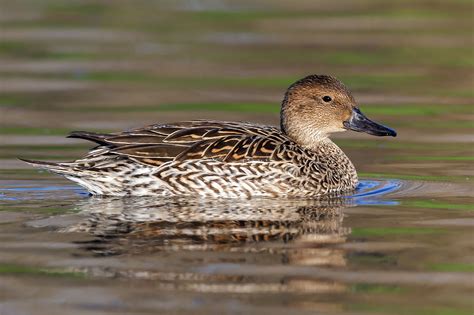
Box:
[1,185,80,192]
[0,179,401,205]
[0,185,88,201]
[349,180,401,206]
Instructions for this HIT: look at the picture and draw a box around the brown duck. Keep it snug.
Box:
[22,75,396,198]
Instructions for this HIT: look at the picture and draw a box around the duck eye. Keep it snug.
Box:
[322,96,332,102]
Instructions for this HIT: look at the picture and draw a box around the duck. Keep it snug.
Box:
[22,74,396,198]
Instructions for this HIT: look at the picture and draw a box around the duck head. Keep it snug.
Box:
[280,74,396,148]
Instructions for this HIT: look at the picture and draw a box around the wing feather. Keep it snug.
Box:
[71,120,293,166]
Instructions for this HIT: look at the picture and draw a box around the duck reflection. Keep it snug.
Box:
[65,196,353,296]
[68,196,352,252]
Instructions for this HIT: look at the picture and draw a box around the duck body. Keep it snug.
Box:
[23,75,395,198]
[29,121,357,197]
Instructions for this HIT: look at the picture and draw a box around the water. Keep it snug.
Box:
[0,1,473,314]
[0,179,472,315]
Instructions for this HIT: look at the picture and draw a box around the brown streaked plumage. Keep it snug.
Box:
[21,74,396,198]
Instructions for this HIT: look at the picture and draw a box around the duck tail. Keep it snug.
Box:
[19,158,77,176]
[20,158,125,195]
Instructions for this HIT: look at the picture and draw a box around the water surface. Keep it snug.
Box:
[0,1,473,314]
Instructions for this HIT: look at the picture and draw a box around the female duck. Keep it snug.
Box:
[23,75,396,198]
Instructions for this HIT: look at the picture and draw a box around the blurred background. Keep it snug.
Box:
[0,1,473,315]
[0,0,472,160]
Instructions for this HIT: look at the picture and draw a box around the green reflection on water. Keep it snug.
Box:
[349,253,398,267]
[362,105,472,116]
[390,156,474,162]
[335,140,467,151]
[0,41,50,59]
[0,263,85,278]
[404,200,474,212]
[351,283,404,294]
[321,48,474,67]
[428,263,474,273]
[349,303,472,315]
[0,144,89,151]
[360,173,470,182]
[158,103,278,112]
[0,127,105,136]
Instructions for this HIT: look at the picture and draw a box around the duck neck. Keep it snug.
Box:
[281,121,330,151]
[281,105,334,150]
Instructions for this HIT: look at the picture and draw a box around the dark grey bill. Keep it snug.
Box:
[343,108,397,137]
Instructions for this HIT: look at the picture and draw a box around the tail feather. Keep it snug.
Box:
[67,131,111,145]
[20,158,125,195]
[19,158,77,176]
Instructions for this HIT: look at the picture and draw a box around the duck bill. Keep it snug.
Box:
[343,108,397,137]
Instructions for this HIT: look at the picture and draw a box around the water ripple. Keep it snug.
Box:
[0,179,402,205]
